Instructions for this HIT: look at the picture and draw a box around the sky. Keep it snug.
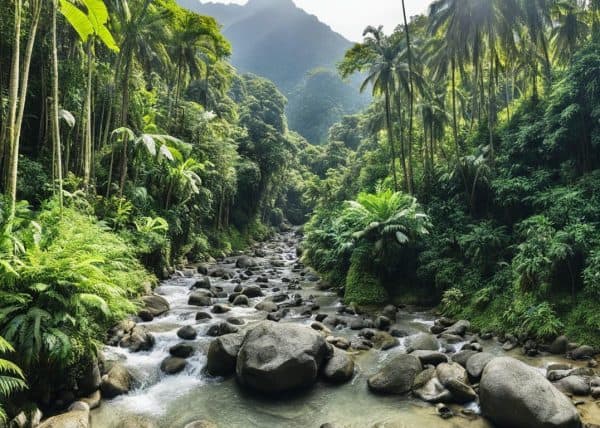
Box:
[205,0,434,41]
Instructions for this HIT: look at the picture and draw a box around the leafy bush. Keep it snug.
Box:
[344,250,388,305]
[0,336,26,422]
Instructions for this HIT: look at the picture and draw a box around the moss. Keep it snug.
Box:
[344,252,388,305]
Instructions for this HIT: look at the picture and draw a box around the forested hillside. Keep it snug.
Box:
[178,0,370,143]
[302,1,600,347]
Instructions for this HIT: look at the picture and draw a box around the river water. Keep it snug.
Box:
[90,232,586,428]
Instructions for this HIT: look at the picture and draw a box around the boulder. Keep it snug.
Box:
[196,311,212,321]
[141,295,169,317]
[211,304,231,314]
[137,309,154,322]
[80,390,101,410]
[241,286,264,298]
[414,376,453,403]
[100,363,131,398]
[119,326,154,352]
[550,335,569,355]
[188,292,212,307]
[553,375,591,396]
[480,357,581,428]
[407,333,440,351]
[436,362,468,385]
[206,333,245,376]
[236,321,331,393]
[236,256,258,269]
[466,352,495,381]
[374,316,391,331]
[410,350,449,366]
[206,322,239,337]
[255,300,278,313]
[160,357,187,375]
[382,305,397,320]
[571,345,594,360]
[372,331,399,350]
[445,320,470,336]
[367,354,422,394]
[322,348,354,383]
[232,295,249,306]
[197,263,209,275]
[37,403,89,428]
[191,277,211,290]
[177,325,197,340]
[169,343,194,359]
[451,350,478,368]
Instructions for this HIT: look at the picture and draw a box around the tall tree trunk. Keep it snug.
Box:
[83,40,94,190]
[401,0,414,195]
[14,0,42,156]
[5,0,23,216]
[118,57,132,197]
[488,31,495,164]
[384,86,399,192]
[394,92,409,191]
[51,0,64,213]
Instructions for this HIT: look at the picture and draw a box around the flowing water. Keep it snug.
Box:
[90,232,584,428]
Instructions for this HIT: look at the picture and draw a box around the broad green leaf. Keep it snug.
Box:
[59,0,94,42]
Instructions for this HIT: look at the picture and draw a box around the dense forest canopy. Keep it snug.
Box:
[0,0,600,425]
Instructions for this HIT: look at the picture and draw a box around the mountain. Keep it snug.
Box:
[177,0,370,144]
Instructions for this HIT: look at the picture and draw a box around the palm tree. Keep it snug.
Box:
[401,0,415,194]
[340,26,404,191]
[551,0,589,64]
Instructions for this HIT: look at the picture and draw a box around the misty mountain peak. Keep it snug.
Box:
[246,0,296,10]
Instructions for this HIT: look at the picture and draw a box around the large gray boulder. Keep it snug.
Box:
[480,357,581,428]
[367,354,422,394]
[236,321,331,393]
[444,320,470,336]
[141,295,169,317]
[407,333,439,351]
[100,363,131,398]
[206,333,245,376]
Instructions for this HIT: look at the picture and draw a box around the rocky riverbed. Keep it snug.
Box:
[36,231,599,427]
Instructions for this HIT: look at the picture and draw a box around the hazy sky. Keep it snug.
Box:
[206,0,433,41]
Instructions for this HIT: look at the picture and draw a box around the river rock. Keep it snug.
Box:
[191,277,211,290]
[414,376,453,403]
[196,311,212,321]
[437,362,468,385]
[451,350,478,367]
[170,343,194,358]
[100,363,131,398]
[371,331,399,350]
[553,375,591,396]
[141,295,170,317]
[255,300,278,313]
[382,305,397,320]
[571,345,594,360]
[177,325,197,340]
[410,350,449,366]
[242,286,264,298]
[211,304,231,314]
[206,333,245,376]
[550,335,569,355]
[119,326,154,352]
[480,357,581,428]
[188,292,212,307]
[407,333,439,351]
[138,309,154,322]
[232,295,249,306]
[236,256,258,269]
[466,352,495,381]
[38,402,90,428]
[197,263,209,275]
[236,321,331,393]
[367,354,422,394]
[374,315,391,331]
[207,322,239,337]
[445,320,470,336]
[161,357,187,375]
[322,348,354,383]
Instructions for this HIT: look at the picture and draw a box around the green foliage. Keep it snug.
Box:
[0,200,152,383]
[344,250,389,305]
[0,336,27,422]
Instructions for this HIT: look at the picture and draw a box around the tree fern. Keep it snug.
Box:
[0,336,27,422]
